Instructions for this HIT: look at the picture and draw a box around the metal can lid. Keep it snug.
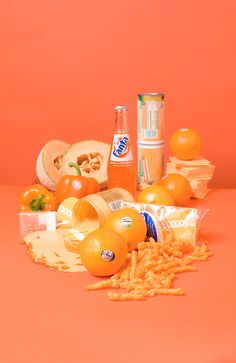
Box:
[114,105,128,110]
[138,140,165,147]
[138,92,165,98]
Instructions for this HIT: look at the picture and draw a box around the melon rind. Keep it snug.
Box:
[62,140,110,189]
[36,140,70,191]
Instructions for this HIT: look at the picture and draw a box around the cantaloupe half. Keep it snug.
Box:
[62,140,110,190]
[36,140,70,191]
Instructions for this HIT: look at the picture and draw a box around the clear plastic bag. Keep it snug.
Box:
[121,202,209,245]
[19,211,57,237]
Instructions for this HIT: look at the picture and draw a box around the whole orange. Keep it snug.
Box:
[103,208,147,251]
[79,228,127,276]
[160,174,192,206]
[137,185,175,206]
[170,128,202,160]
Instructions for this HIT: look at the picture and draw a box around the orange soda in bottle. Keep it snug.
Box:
[107,106,136,196]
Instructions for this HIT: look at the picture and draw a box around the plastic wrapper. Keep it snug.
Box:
[121,202,208,245]
[19,212,57,237]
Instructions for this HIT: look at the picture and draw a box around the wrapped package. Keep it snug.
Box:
[121,202,208,245]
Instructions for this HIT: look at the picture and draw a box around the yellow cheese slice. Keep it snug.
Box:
[24,230,87,272]
[169,156,212,166]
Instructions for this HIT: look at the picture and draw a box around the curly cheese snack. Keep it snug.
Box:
[87,238,213,301]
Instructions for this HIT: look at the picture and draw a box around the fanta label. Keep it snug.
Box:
[110,133,133,162]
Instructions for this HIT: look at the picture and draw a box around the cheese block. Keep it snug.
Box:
[166,156,215,200]
[169,156,212,166]
[166,163,215,180]
[190,180,209,199]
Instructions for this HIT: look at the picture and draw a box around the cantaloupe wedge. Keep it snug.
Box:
[62,140,110,190]
[36,140,70,191]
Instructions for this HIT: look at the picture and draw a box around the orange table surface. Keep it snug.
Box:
[1,186,236,363]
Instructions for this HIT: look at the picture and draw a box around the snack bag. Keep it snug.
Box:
[121,202,208,245]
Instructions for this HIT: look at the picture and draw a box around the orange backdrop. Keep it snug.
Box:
[0,0,235,187]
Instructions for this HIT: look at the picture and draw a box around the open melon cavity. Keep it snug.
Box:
[54,155,64,174]
[77,152,104,174]
[62,140,110,190]
[36,140,70,191]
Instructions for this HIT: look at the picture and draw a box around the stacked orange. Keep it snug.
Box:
[138,174,192,207]
[167,128,215,199]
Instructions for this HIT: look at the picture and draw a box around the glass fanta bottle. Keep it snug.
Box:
[107,105,136,196]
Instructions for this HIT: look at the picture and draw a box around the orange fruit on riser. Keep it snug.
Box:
[137,185,175,206]
[170,128,202,160]
[79,228,128,277]
[160,174,192,206]
[103,208,147,251]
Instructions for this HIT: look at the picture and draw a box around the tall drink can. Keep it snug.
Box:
[137,93,165,190]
